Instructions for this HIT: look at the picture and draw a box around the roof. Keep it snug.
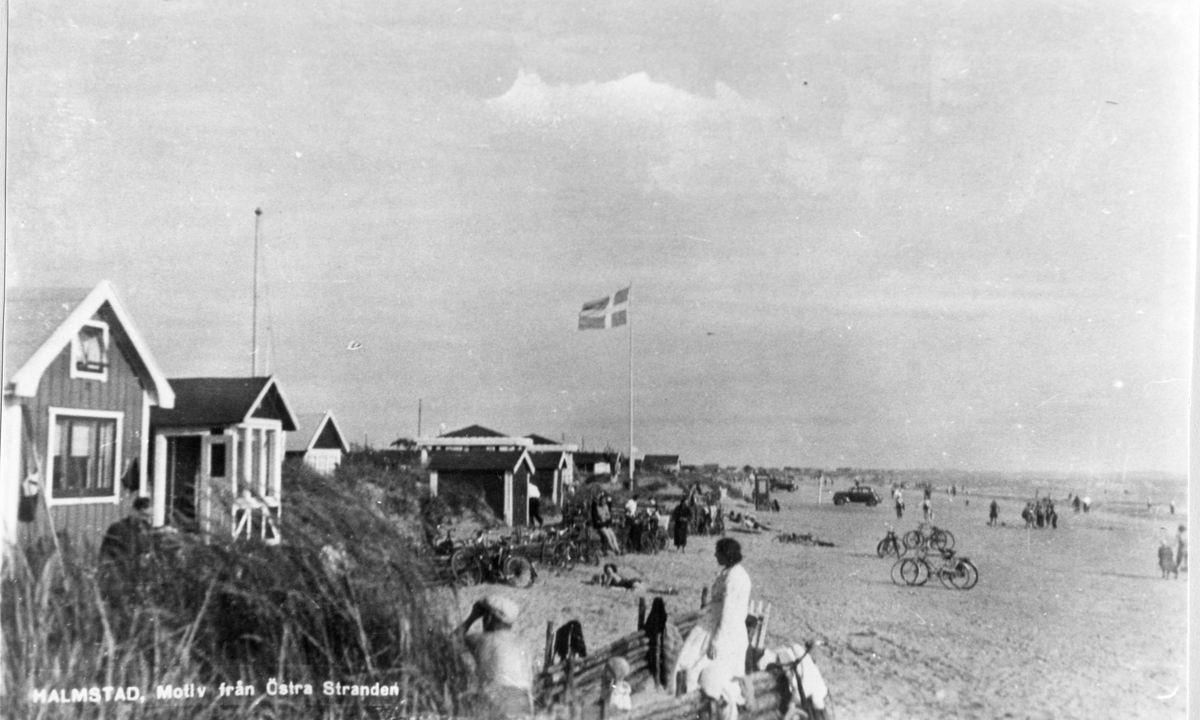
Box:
[530,450,567,470]
[643,455,681,465]
[427,450,534,473]
[286,410,348,453]
[151,376,297,431]
[4,281,175,407]
[439,424,507,438]
[526,434,560,446]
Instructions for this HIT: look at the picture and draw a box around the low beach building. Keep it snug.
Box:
[427,449,536,526]
[417,424,532,465]
[641,454,682,475]
[286,410,349,475]
[526,434,577,503]
[1,282,176,563]
[574,451,621,477]
[150,376,297,543]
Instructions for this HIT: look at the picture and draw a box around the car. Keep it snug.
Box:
[832,486,881,507]
[770,477,797,492]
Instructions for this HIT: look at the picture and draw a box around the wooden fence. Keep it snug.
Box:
[535,594,802,720]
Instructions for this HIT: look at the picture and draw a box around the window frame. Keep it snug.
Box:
[46,407,123,505]
[69,320,110,381]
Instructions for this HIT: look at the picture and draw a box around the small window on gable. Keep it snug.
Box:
[71,321,109,380]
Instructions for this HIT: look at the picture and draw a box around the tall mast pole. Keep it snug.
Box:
[251,207,262,377]
[628,282,634,491]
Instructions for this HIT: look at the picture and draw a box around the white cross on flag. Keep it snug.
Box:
[578,286,630,330]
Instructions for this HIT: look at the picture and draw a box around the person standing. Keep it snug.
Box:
[673,538,751,707]
[894,489,904,520]
[591,492,621,556]
[988,499,999,526]
[671,499,692,553]
[527,482,543,527]
[100,497,154,572]
[457,595,533,717]
[1177,525,1188,572]
[921,496,933,521]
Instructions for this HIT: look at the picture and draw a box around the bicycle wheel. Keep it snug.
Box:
[902,530,922,551]
[899,557,929,586]
[931,528,955,551]
[450,550,482,587]
[504,556,536,588]
[890,559,907,586]
[949,559,978,590]
[877,538,889,558]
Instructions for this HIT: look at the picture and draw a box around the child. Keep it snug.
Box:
[604,657,632,712]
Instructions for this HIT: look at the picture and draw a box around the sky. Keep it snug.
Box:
[4,0,1196,473]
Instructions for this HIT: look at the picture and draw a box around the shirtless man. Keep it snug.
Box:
[458,595,533,717]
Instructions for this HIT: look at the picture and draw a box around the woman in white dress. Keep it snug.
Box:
[673,537,751,701]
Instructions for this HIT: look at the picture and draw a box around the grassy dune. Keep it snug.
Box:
[1,461,475,719]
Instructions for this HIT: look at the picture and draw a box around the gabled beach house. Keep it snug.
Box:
[1,281,175,562]
[150,376,297,544]
[286,410,349,475]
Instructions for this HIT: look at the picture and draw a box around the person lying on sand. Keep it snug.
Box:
[597,563,644,590]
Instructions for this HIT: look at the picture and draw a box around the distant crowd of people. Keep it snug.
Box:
[1022,497,1059,529]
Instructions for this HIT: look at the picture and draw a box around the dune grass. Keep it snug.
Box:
[1,461,478,719]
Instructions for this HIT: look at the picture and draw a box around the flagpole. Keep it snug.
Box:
[628,282,634,492]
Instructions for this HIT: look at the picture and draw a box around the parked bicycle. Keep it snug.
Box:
[891,547,978,590]
[876,525,903,558]
[902,523,955,553]
[451,536,537,588]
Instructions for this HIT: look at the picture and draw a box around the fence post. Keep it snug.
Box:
[544,620,556,668]
[637,597,647,631]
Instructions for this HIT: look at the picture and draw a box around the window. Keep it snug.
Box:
[50,411,122,501]
[70,321,109,380]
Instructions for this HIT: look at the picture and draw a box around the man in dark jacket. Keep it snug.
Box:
[100,497,153,570]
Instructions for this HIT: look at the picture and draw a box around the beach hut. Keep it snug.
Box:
[642,454,682,475]
[526,434,578,503]
[285,411,349,475]
[0,281,175,562]
[427,449,536,526]
[150,376,297,543]
[575,451,620,477]
[417,424,533,465]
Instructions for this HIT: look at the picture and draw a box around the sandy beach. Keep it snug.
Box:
[454,482,1188,720]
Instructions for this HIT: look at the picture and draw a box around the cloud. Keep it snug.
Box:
[486,70,807,199]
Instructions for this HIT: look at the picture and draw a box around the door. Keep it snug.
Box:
[167,436,202,527]
[201,434,233,538]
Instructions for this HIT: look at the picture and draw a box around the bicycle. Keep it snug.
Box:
[891,548,977,590]
[450,536,538,588]
[927,548,978,590]
[902,523,955,553]
[876,525,903,558]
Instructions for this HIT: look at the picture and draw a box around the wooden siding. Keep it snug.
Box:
[16,307,146,556]
[511,467,529,526]
[438,470,506,524]
[532,470,556,506]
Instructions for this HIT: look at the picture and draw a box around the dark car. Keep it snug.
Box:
[832,486,881,507]
[771,477,797,492]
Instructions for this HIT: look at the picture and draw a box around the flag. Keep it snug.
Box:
[578,286,630,330]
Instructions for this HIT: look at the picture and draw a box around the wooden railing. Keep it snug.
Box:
[535,595,798,720]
